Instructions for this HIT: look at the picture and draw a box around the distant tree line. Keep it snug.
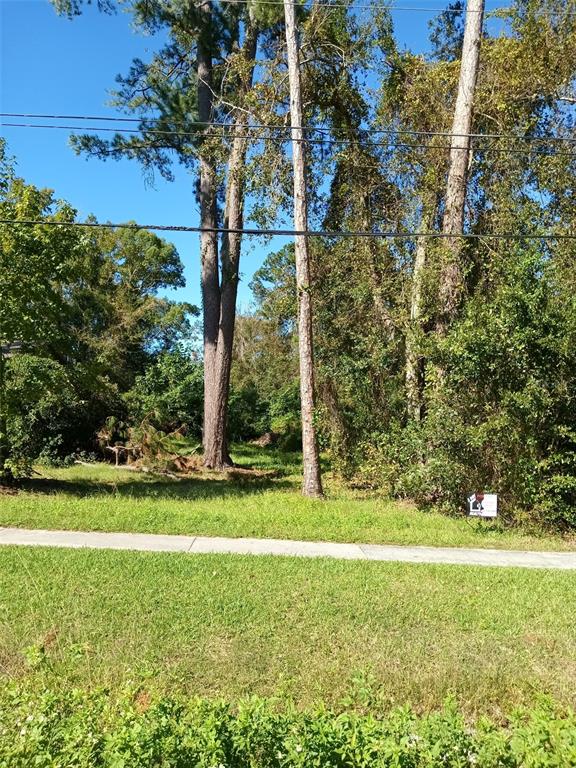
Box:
[2,0,576,529]
[0,141,300,477]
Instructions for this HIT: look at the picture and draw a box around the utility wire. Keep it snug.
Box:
[4,121,576,157]
[1,218,574,240]
[205,0,549,14]
[3,113,576,144]
[7,0,548,13]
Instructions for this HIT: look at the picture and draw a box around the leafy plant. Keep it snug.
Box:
[1,686,575,767]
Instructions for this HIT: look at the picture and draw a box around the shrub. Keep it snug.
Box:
[228,383,271,441]
[124,350,203,436]
[0,686,574,767]
[351,249,576,531]
[532,427,576,531]
[3,355,81,477]
[269,381,302,450]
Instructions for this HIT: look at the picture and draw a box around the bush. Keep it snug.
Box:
[124,350,203,436]
[269,381,302,450]
[533,426,576,530]
[351,249,576,530]
[3,355,81,477]
[0,686,574,767]
[228,382,271,441]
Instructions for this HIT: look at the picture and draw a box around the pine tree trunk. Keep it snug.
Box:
[406,197,436,421]
[284,0,324,497]
[0,350,8,482]
[437,0,484,334]
[405,233,427,422]
[204,22,259,469]
[197,1,221,463]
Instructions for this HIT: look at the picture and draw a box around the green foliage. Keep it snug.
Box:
[3,355,81,475]
[534,427,576,530]
[50,0,115,17]
[67,224,196,391]
[125,349,204,435]
[124,350,277,443]
[0,164,196,474]
[228,382,270,440]
[229,303,302,443]
[269,381,302,450]
[0,178,81,350]
[1,686,575,767]
[353,247,576,528]
[250,245,297,335]
[428,1,465,61]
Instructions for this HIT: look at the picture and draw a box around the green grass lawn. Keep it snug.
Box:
[0,446,574,551]
[1,546,575,716]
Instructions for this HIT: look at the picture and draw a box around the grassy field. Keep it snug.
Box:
[1,545,575,717]
[0,446,574,551]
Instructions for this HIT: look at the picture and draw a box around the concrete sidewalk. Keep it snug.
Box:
[1,526,576,569]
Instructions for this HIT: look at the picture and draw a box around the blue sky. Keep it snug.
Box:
[0,0,504,308]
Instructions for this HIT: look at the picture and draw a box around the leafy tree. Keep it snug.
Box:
[66,223,196,391]
[4,355,81,470]
[428,2,465,62]
[125,349,203,434]
[230,311,298,443]
[0,176,79,352]
[250,245,297,334]
[0,154,196,476]
[50,0,279,469]
[0,154,82,479]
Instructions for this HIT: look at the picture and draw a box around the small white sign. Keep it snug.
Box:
[468,492,497,518]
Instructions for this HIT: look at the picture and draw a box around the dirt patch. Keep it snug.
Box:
[224,467,281,482]
[133,689,152,713]
[171,455,204,473]
[250,432,279,447]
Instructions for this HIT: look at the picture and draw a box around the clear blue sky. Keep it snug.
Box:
[0,0,505,308]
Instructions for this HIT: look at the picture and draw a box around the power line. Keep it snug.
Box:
[3,113,576,144]
[0,0,549,13]
[4,121,576,157]
[1,218,574,240]
[209,0,547,14]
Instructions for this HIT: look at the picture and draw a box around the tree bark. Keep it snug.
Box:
[204,21,259,469]
[437,0,484,333]
[284,0,324,497]
[405,233,427,422]
[197,0,221,462]
[406,196,436,421]
[0,349,7,482]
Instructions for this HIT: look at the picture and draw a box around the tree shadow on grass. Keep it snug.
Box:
[21,471,298,502]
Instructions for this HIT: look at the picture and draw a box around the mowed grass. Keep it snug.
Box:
[0,446,574,551]
[1,546,575,716]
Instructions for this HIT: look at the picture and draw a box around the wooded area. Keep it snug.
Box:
[2,0,576,530]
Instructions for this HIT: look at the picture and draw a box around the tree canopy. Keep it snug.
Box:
[3,0,576,528]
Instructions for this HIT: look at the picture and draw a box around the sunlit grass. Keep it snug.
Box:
[1,546,575,716]
[0,445,574,550]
